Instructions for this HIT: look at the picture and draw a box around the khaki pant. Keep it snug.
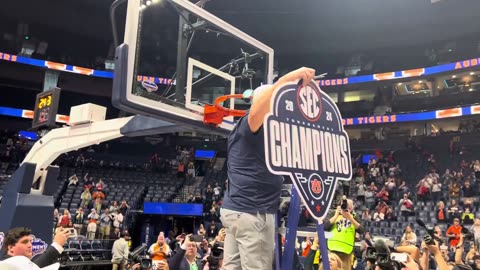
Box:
[220,208,275,270]
[100,225,111,239]
[332,251,353,270]
[112,259,126,270]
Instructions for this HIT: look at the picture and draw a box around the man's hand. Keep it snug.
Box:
[341,210,354,221]
[131,263,141,270]
[156,260,169,270]
[278,67,316,87]
[401,254,420,270]
[54,228,71,246]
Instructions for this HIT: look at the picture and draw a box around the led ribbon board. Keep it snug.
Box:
[264,81,352,220]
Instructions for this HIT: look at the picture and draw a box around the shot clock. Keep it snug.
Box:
[32,88,61,129]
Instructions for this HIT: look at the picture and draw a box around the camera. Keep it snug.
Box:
[128,244,152,270]
[341,195,348,211]
[204,241,224,270]
[416,219,443,245]
[365,240,405,270]
[462,227,474,241]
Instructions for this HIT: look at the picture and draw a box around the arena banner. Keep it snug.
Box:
[264,80,352,220]
[0,50,479,87]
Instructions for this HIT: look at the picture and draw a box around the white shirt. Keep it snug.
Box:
[112,238,129,261]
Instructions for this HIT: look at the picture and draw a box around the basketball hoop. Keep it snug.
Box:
[203,94,247,127]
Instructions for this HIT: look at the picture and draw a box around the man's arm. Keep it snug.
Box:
[323,207,341,231]
[123,241,129,259]
[31,246,62,268]
[248,67,315,133]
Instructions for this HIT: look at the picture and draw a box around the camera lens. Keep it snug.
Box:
[141,259,152,269]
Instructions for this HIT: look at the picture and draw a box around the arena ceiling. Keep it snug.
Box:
[0,0,480,54]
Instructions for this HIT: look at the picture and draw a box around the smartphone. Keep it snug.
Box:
[191,235,204,242]
[390,252,408,263]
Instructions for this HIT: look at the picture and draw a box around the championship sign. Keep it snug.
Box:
[264,80,352,220]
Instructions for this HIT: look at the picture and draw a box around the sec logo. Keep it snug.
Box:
[297,85,322,122]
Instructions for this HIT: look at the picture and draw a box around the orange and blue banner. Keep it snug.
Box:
[1,51,479,87]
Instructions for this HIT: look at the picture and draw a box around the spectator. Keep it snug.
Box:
[95,179,105,191]
[83,173,94,190]
[400,225,417,246]
[209,201,219,222]
[92,189,105,201]
[213,184,221,201]
[168,235,203,270]
[447,199,461,223]
[197,224,206,237]
[431,178,442,203]
[112,210,124,230]
[119,200,130,216]
[93,197,102,213]
[399,193,414,221]
[110,227,121,240]
[99,208,113,239]
[462,180,475,198]
[470,217,480,249]
[74,207,85,235]
[373,201,390,222]
[446,218,462,248]
[376,186,389,202]
[57,209,71,227]
[356,180,367,204]
[206,221,219,241]
[149,232,172,268]
[364,187,375,210]
[437,201,448,224]
[68,174,79,186]
[398,180,409,196]
[205,185,213,202]
[112,232,129,270]
[462,207,474,225]
[80,187,92,208]
[87,209,99,240]
[449,181,461,199]
[442,169,454,185]
[109,201,119,213]
[361,209,372,222]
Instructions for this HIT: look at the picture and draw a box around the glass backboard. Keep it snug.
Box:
[112,0,274,135]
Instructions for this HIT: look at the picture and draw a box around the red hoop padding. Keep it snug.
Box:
[203,94,247,127]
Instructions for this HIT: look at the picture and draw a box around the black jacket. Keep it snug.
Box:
[168,247,204,270]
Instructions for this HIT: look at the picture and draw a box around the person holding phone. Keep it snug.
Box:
[149,232,171,268]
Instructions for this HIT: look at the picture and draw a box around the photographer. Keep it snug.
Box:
[168,234,203,270]
[112,232,129,270]
[324,198,364,270]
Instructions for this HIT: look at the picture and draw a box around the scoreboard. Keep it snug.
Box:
[32,88,61,129]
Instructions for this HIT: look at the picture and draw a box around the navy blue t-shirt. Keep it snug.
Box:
[222,114,283,214]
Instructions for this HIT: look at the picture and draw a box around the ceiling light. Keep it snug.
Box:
[146,0,152,5]
[452,75,457,78]
[470,72,475,75]
[140,4,147,9]
[469,88,474,91]
[418,81,423,83]
[152,0,160,2]
[397,83,402,86]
